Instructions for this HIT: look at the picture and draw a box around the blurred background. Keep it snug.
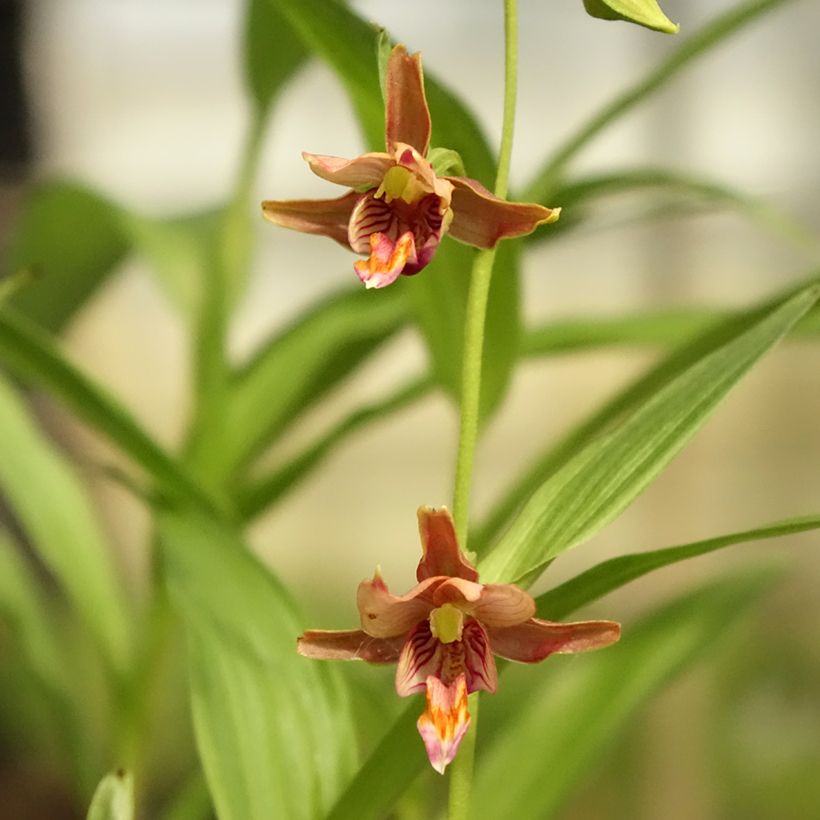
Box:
[2,0,820,817]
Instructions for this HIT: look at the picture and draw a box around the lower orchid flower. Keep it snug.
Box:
[297,507,621,774]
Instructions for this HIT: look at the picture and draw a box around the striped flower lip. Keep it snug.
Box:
[262,44,560,289]
[297,506,621,774]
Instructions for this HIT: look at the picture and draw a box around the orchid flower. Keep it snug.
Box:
[263,45,560,289]
[297,507,620,774]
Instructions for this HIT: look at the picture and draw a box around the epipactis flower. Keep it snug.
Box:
[262,45,560,289]
[297,507,620,774]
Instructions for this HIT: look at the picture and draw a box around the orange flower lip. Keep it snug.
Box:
[297,506,620,773]
[262,45,560,288]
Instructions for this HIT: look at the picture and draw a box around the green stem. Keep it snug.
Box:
[448,1,518,817]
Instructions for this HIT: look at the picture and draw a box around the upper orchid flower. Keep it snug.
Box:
[297,506,620,774]
[263,45,560,289]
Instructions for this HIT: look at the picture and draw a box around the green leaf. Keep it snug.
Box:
[473,569,778,818]
[532,166,820,256]
[526,0,797,201]
[3,180,128,332]
[583,0,678,33]
[87,770,134,820]
[223,285,407,474]
[238,376,433,520]
[538,513,820,619]
[408,239,520,420]
[0,375,131,673]
[0,531,68,695]
[118,209,221,320]
[478,283,819,583]
[159,510,355,820]
[0,307,216,514]
[243,0,308,115]
[326,702,425,820]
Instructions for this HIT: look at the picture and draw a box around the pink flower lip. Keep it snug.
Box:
[297,506,620,773]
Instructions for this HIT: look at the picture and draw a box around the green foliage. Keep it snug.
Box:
[473,569,777,818]
[479,283,819,584]
[87,770,134,820]
[582,0,678,33]
[3,181,128,332]
[0,375,131,673]
[159,510,356,820]
[537,514,820,618]
[243,0,307,116]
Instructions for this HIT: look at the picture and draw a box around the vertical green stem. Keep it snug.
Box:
[448,1,518,818]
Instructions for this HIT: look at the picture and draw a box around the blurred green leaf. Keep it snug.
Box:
[0,375,131,673]
[244,0,308,115]
[583,0,678,33]
[538,513,820,619]
[159,510,355,820]
[223,285,407,474]
[0,307,216,513]
[473,569,778,818]
[238,375,433,520]
[3,180,128,332]
[407,239,520,420]
[0,531,68,695]
[326,702,425,820]
[118,210,220,320]
[474,277,820,554]
[534,166,820,256]
[478,283,819,583]
[87,770,134,820]
[525,0,797,201]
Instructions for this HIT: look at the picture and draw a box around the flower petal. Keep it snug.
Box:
[416,674,470,775]
[395,620,442,696]
[356,571,439,638]
[303,151,393,188]
[447,176,560,248]
[262,191,360,247]
[461,620,497,694]
[487,618,621,663]
[297,629,406,663]
[433,578,535,628]
[353,231,418,289]
[385,46,431,156]
[416,506,479,582]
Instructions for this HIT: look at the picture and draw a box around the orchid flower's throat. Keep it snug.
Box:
[430,603,464,644]
[376,165,427,205]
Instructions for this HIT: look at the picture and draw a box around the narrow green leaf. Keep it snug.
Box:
[538,514,820,619]
[474,277,820,553]
[583,0,678,33]
[473,569,778,819]
[87,770,134,820]
[0,532,68,695]
[3,180,128,332]
[479,283,819,583]
[243,0,308,115]
[0,375,131,673]
[118,210,220,320]
[526,0,797,201]
[0,307,216,513]
[224,285,407,474]
[408,239,520,420]
[326,702,425,820]
[533,166,820,256]
[238,376,433,520]
[159,510,355,820]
